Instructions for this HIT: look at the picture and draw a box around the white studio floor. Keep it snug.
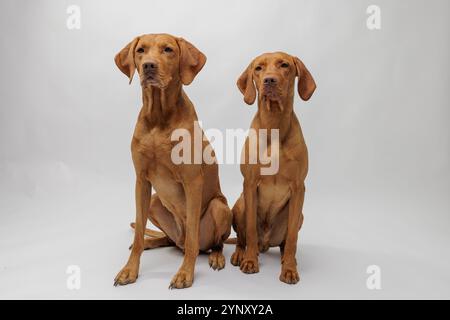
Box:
[1,173,449,300]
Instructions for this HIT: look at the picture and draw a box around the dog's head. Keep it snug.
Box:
[237,52,316,106]
[115,34,206,88]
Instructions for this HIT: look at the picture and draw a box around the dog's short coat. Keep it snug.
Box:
[113,34,232,289]
[230,52,316,284]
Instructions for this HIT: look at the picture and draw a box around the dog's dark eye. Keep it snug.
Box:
[281,62,289,68]
[164,47,173,53]
[255,66,262,71]
[136,47,144,53]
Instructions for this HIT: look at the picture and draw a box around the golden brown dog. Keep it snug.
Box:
[113,34,232,289]
[230,52,316,284]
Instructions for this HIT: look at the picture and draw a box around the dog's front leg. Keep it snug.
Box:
[114,177,151,286]
[279,183,305,284]
[169,174,203,289]
[240,179,259,274]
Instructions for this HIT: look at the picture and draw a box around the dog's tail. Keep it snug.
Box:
[224,237,237,245]
[131,222,238,244]
[130,222,166,238]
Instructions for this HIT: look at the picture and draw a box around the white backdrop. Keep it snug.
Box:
[0,0,449,299]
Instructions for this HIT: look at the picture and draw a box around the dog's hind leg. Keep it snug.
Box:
[200,197,232,270]
[208,245,225,270]
[147,194,185,249]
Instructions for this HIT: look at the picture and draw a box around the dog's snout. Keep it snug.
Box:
[263,77,277,85]
[143,61,158,71]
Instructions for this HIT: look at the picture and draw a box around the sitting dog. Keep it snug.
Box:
[230,52,316,284]
[113,34,232,289]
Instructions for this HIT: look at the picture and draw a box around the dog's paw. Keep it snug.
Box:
[279,267,300,284]
[169,269,193,289]
[114,265,138,286]
[240,257,259,274]
[209,250,225,270]
[230,247,244,266]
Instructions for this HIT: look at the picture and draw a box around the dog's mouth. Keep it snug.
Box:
[141,74,164,88]
[261,88,282,101]
[261,88,284,111]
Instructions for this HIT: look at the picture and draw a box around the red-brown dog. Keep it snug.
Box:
[230,52,316,284]
[113,34,232,289]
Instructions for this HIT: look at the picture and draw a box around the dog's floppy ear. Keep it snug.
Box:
[293,56,316,101]
[115,37,140,84]
[177,37,207,85]
[237,62,256,105]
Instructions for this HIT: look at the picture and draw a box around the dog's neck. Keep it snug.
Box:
[141,81,183,127]
[257,94,294,142]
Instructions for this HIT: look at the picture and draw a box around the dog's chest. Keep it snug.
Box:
[134,127,174,163]
[257,175,291,220]
[132,128,186,217]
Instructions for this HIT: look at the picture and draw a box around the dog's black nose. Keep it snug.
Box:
[263,77,277,85]
[143,61,157,71]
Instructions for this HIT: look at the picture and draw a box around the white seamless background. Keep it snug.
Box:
[0,0,449,299]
